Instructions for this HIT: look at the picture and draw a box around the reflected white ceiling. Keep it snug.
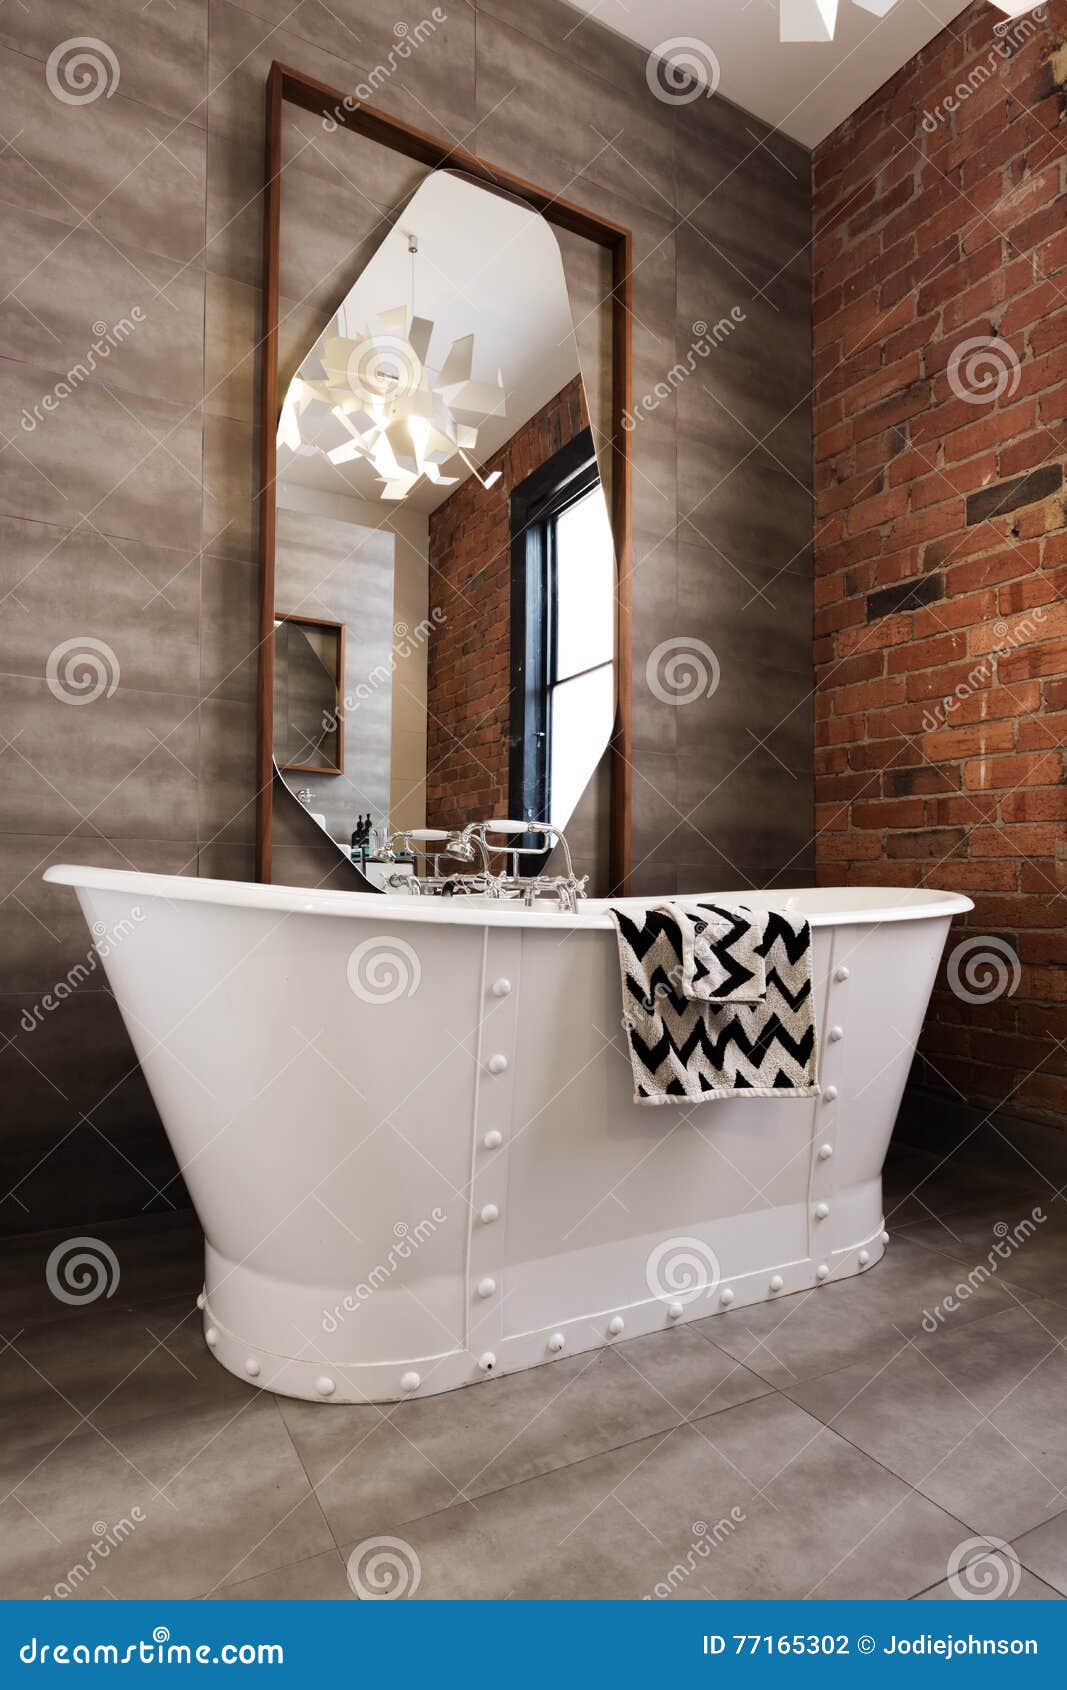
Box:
[564,0,972,146]
[278,172,583,514]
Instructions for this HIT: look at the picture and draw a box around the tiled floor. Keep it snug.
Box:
[3,1142,1067,1601]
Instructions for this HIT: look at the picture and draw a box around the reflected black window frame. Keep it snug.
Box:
[508,426,605,844]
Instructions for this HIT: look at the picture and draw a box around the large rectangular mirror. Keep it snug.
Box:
[257,66,632,894]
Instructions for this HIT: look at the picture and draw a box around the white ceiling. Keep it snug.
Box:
[564,0,973,146]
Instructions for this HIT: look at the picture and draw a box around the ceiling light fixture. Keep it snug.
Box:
[781,0,1040,43]
[278,235,506,502]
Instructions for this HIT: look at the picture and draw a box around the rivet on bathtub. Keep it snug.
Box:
[667,1301,684,1320]
[478,1351,496,1372]
[858,1251,870,1268]
[608,1316,625,1336]
[205,1326,219,1347]
[401,1370,421,1392]
[477,1276,496,1298]
[492,978,512,998]
[881,1230,889,1245]
[822,1085,838,1103]
[196,1292,205,1311]
[769,1275,784,1293]
[548,1332,565,1353]
[720,1287,735,1306]
[482,1130,503,1150]
[815,1264,830,1282]
[487,1053,509,1075]
[818,1143,833,1160]
[316,1376,336,1396]
[828,1025,844,1043]
[480,1203,500,1225]
[245,1357,261,1378]
[814,1201,830,1220]
[834,965,850,983]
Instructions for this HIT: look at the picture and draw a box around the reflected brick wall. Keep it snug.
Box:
[424,375,587,831]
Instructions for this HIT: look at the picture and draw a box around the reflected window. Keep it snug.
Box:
[510,429,615,835]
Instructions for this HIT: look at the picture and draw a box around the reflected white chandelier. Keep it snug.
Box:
[780,0,1042,41]
[278,239,506,503]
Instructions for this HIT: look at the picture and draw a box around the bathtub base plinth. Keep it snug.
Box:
[199,1222,887,1404]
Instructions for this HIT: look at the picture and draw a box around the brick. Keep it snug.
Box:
[962,750,1064,790]
[965,462,1064,526]
[886,828,967,858]
[866,572,943,621]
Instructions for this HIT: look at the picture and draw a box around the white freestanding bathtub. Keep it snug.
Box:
[44,868,971,1404]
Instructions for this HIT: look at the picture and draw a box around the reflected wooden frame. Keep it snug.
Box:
[256,61,633,890]
[273,611,346,777]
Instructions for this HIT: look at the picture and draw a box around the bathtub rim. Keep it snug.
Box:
[44,864,974,930]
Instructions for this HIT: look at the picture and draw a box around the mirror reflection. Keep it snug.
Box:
[273,615,344,776]
[273,168,616,889]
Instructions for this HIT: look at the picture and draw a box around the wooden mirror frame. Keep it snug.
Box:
[255,61,633,890]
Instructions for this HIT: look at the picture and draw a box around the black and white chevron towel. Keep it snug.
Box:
[607,902,820,1105]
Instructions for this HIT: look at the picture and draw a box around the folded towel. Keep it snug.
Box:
[662,901,767,1003]
[607,903,820,1105]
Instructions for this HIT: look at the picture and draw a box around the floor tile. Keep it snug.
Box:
[917,1568,1062,1600]
[278,1325,771,1548]
[1014,1509,1067,1596]
[784,1299,1067,1542]
[0,1211,202,1330]
[209,1549,354,1600]
[0,1395,331,1599]
[0,1296,253,1464]
[700,1235,1023,1390]
[339,1394,970,1600]
[898,1194,1067,1304]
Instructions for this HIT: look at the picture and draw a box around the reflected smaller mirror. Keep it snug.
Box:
[273,614,345,776]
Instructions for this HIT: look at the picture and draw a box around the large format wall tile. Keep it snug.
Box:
[1,0,209,126]
[0,833,195,995]
[0,361,203,550]
[0,516,201,699]
[0,207,205,408]
[0,674,200,840]
[473,15,677,218]
[0,47,207,265]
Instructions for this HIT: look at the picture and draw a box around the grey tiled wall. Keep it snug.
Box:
[0,0,813,1234]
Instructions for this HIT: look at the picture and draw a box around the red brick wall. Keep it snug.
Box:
[425,376,587,831]
[812,0,1067,1127]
